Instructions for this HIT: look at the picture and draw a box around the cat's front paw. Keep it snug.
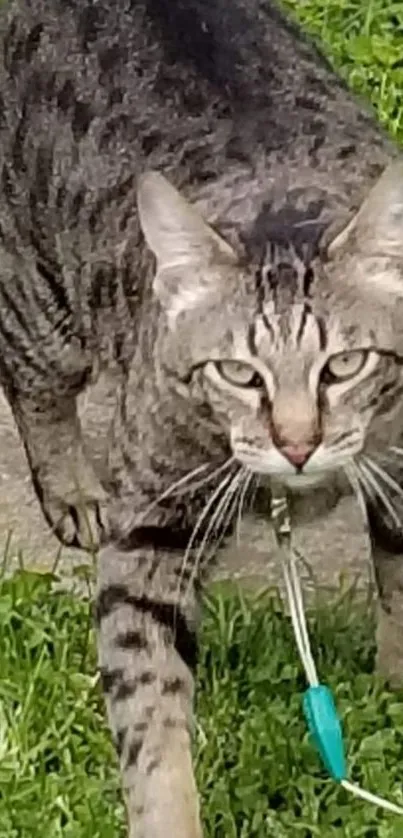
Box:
[33,462,108,550]
[46,490,107,550]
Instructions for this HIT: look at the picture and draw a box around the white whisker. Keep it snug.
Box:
[175,467,237,603]
[193,468,245,571]
[357,461,402,529]
[363,456,403,504]
[343,462,369,532]
[355,464,378,507]
[329,442,359,455]
[223,477,247,543]
[215,471,247,546]
[139,457,234,524]
[236,470,254,546]
[247,475,261,515]
[389,446,403,457]
[184,469,248,603]
[174,457,236,497]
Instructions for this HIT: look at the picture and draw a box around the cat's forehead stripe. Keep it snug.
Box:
[252,301,328,356]
[295,301,311,346]
[256,241,314,312]
[246,322,258,356]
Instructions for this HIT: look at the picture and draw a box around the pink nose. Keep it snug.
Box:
[279,443,316,468]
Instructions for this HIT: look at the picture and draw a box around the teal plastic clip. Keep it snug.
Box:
[303,685,347,782]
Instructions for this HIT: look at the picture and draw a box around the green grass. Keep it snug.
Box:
[3,2,403,836]
[1,571,403,837]
[282,0,403,141]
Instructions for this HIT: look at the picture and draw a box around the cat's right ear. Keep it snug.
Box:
[137,171,236,320]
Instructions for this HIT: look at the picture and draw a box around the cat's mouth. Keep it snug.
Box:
[234,442,343,492]
[274,471,331,491]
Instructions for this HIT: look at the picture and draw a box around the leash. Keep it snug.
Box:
[270,486,403,816]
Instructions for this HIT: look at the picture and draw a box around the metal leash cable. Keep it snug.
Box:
[270,485,403,817]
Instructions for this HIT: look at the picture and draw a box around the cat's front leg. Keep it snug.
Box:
[96,537,203,838]
[370,540,403,689]
[366,483,403,687]
[12,393,106,549]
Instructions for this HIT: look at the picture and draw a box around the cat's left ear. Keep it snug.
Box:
[137,171,236,318]
[326,162,403,296]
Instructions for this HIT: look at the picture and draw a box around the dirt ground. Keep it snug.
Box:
[0,374,372,596]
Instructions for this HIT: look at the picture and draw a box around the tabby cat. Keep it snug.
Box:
[1,0,403,834]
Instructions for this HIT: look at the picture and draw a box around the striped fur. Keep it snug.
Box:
[1,0,403,835]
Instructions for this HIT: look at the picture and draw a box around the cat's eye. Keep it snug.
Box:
[322,349,369,383]
[215,360,263,388]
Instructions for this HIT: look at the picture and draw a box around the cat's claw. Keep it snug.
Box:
[43,489,108,551]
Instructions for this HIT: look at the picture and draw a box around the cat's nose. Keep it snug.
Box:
[279,442,316,468]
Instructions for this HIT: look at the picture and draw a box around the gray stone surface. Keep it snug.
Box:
[0,376,373,597]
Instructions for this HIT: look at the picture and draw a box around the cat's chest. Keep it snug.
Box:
[216,488,371,592]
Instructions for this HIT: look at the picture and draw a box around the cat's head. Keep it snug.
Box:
[137,163,403,494]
